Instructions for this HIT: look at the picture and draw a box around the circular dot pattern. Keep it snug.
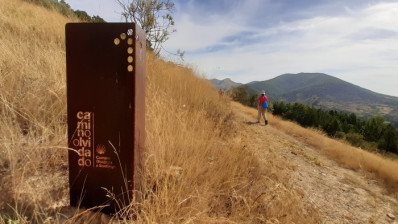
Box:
[114,31,135,72]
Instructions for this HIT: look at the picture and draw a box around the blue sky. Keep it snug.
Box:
[66,0,398,97]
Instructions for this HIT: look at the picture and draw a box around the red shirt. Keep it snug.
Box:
[258,95,268,106]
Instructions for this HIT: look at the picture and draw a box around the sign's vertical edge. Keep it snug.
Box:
[65,22,75,208]
[133,24,146,201]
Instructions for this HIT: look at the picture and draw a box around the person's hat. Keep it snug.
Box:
[261,90,265,95]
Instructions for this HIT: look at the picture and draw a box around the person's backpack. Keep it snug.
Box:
[262,101,268,109]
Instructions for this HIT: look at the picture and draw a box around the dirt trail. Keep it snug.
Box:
[232,104,398,224]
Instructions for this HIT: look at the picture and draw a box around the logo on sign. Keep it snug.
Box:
[96,144,106,155]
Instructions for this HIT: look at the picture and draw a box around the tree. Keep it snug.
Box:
[57,0,74,17]
[229,87,249,106]
[73,10,106,23]
[323,118,342,137]
[74,10,91,22]
[117,0,177,55]
[272,102,286,116]
[91,15,106,23]
[378,124,398,153]
[363,116,386,142]
[346,132,364,147]
[249,94,258,108]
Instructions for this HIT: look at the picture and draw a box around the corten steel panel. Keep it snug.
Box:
[65,23,146,214]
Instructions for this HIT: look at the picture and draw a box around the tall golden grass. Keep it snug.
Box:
[134,54,321,223]
[3,0,397,223]
[0,0,320,223]
[1,0,70,220]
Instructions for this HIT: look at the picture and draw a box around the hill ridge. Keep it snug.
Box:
[211,73,398,127]
[208,77,242,90]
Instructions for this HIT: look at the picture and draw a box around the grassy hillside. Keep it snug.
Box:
[1,0,398,223]
[0,0,72,222]
[0,0,319,223]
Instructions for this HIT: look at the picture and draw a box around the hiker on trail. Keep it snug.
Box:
[257,90,269,125]
[218,88,224,97]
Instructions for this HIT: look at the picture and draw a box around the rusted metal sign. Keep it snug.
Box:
[65,23,146,214]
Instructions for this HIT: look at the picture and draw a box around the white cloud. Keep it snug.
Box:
[164,2,398,96]
[165,14,243,51]
[66,0,398,96]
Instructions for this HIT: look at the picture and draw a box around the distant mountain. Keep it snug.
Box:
[242,73,398,127]
[209,78,242,91]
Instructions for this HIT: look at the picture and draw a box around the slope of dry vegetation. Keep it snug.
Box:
[0,0,71,222]
[0,0,318,223]
[235,102,398,196]
[231,102,398,223]
[1,0,397,223]
[132,55,321,223]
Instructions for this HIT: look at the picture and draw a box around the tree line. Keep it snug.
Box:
[228,86,398,154]
[23,0,106,22]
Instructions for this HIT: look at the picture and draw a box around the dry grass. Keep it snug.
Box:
[0,0,71,222]
[132,54,321,223]
[272,117,398,194]
[1,0,319,223]
[2,0,396,223]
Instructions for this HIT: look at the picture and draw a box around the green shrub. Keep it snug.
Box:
[346,132,364,147]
